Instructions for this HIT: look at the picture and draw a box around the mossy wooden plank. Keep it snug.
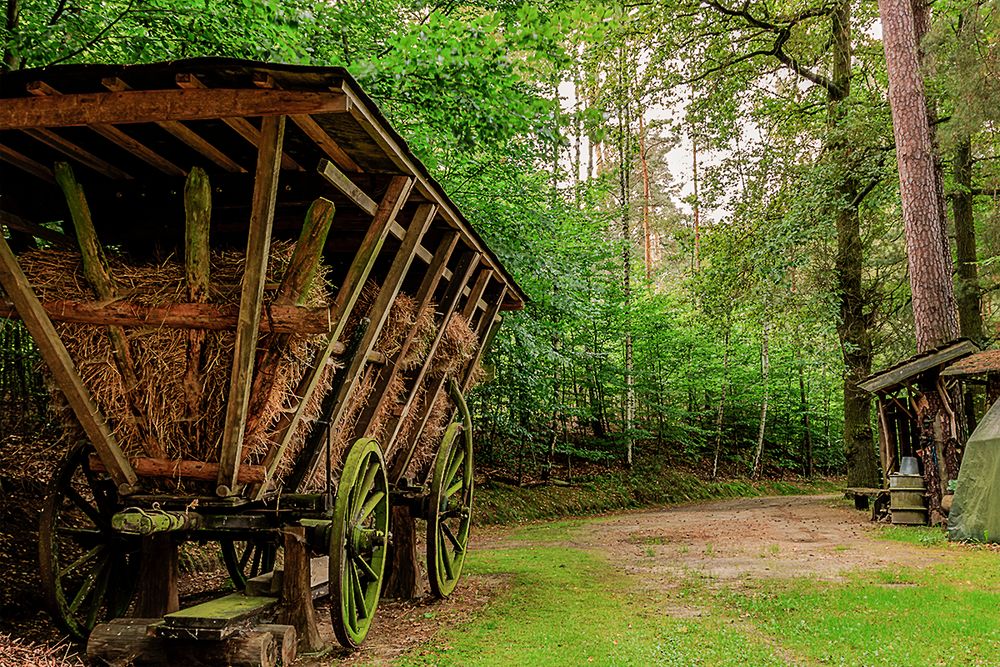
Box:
[163,593,277,629]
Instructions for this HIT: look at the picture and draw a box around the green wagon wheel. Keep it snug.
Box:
[427,381,474,598]
[330,437,390,648]
[220,539,278,590]
[39,442,141,640]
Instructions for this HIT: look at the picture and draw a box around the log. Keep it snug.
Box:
[88,619,277,667]
[255,624,297,666]
[133,535,180,617]
[0,298,335,334]
[89,454,266,484]
[277,526,323,652]
[54,161,165,459]
[385,504,422,599]
[184,166,212,433]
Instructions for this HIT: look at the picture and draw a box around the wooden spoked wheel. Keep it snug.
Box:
[220,539,278,590]
[427,382,474,598]
[38,442,141,640]
[330,438,390,648]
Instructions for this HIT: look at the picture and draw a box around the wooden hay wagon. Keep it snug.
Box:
[0,58,525,661]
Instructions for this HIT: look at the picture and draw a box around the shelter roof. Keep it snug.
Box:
[941,349,1000,378]
[859,338,979,393]
[0,57,526,309]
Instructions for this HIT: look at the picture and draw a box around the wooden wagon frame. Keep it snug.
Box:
[0,58,525,660]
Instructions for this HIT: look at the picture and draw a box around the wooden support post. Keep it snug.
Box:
[385,504,421,599]
[266,176,413,493]
[277,526,323,653]
[255,624,297,666]
[291,201,433,489]
[133,535,180,617]
[54,161,165,459]
[88,619,278,667]
[217,115,286,498]
[462,288,506,393]
[357,232,460,441]
[0,228,136,491]
[244,198,336,441]
[183,167,211,437]
[387,252,480,479]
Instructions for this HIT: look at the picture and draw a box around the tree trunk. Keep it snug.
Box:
[798,354,814,478]
[953,138,984,343]
[752,320,769,478]
[3,0,19,71]
[879,0,960,352]
[385,505,421,599]
[712,324,730,479]
[828,0,881,488]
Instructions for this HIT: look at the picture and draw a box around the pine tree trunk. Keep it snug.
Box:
[953,137,984,342]
[752,320,769,478]
[879,0,960,352]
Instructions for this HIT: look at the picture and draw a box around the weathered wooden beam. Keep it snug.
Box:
[0,210,72,247]
[101,77,247,172]
[294,203,435,488]
[461,270,493,321]
[55,161,165,459]
[175,73,303,171]
[27,80,186,177]
[217,115,286,498]
[243,198,336,441]
[90,455,266,484]
[0,142,55,182]
[23,128,133,180]
[0,232,137,491]
[462,287,506,393]
[387,252,480,479]
[183,167,212,436]
[267,176,414,493]
[0,299,336,335]
[356,231,460,442]
[2,84,347,129]
[277,526,323,652]
[88,619,278,667]
[291,115,362,173]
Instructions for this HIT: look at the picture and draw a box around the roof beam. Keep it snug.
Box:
[22,128,133,180]
[102,77,246,173]
[0,84,347,129]
[0,143,55,182]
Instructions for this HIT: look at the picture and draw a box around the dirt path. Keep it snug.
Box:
[578,494,943,587]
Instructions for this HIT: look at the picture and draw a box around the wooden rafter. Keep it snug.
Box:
[216,115,286,498]
[22,128,133,180]
[0,143,55,182]
[0,210,72,247]
[0,232,136,491]
[27,81,185,177]
[2,85,347,129]
[101,77,246,173]
[175,73,302,171]
[462,290,505,393]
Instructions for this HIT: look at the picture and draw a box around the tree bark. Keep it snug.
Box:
[953,138,984,343]
[879,0,960,352]
[752,319,769,478]
[384,505,421,599]
[3,0,19,71]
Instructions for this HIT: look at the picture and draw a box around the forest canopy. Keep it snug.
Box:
[3,0,998,483]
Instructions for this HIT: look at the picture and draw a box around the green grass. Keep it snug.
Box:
[377,506,1000,667]
[875,524,948,546]
[391,545,788,667]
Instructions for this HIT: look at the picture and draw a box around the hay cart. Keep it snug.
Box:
[0,59,525,662]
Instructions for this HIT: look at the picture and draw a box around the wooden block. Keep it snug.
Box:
[255,624,297,666]
[163,593,277,630]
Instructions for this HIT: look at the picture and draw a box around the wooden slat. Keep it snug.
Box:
[27,81,185,177]
[462,288,506,392]
[0,143,55,182]
[291,115,362,173]
[22,128,132,180]
[100,77,245,173]
[89,455,266,484]
[0,232,136,490]
[274,175,414,493]
[175,73,302,171]
[317,159,376,215]
[0,210,72,247]
[216,115,286,498]
[292,203,436,489]
[4,85,348,129]
[354,230,460,445]
[0,299,336,335]
[461,270,492,321]
[386,252,480,478]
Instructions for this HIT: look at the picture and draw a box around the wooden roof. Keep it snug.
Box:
[941,349,1000,378]
[0,58,526,310]
[859,339,980,393]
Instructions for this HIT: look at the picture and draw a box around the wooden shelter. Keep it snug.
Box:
[0,58,526,662]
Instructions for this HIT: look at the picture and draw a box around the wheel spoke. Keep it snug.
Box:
[353,460,379,517]
[57,526,102,541]
[440,534,454,579]
[251,545,262,576]
[64,486,102,526]
[59,545,102,578]
[352,564,368,620]
[359,491,385,521]
[344,564,357,629]
[442,523,464,553]
[238,543,253,571]
[353,553,378,581]
[68,556,107,614]
[445,478,464,498]
[84,560,112,629]
[445,450,465,487]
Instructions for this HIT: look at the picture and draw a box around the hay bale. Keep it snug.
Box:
[18,243,335,473]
